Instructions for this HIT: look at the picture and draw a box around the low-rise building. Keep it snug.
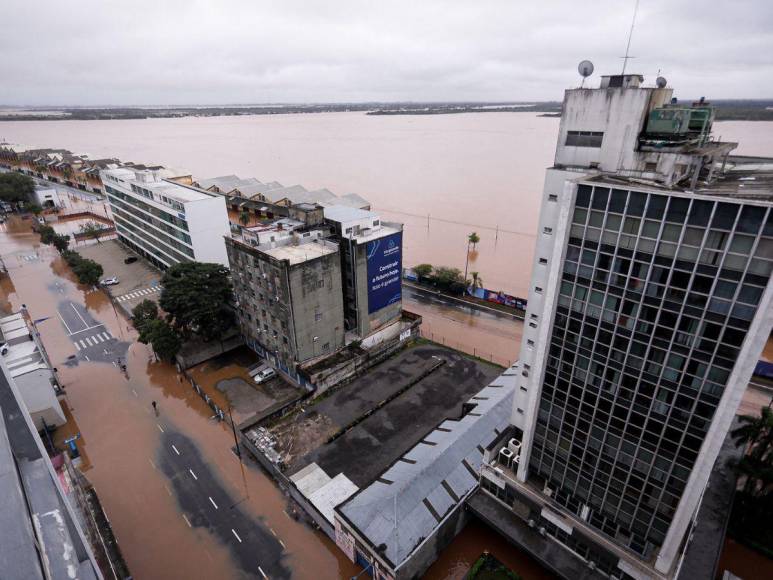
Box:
[0,311,65,430]
[102,167,230,268]
[33,186,61,208]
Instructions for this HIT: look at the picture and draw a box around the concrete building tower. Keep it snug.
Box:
[478,73,773,579]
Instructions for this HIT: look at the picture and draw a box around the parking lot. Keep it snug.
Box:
[78,240,163,313]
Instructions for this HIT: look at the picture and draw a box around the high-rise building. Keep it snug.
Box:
[101,167,230,268]
[478,73,773,579]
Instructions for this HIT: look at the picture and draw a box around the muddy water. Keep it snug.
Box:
[4,114,771,297]
[1,216,355,579]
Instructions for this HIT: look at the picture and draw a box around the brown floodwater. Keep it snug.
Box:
[2,114,771,296]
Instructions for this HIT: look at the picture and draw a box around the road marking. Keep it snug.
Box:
[172,444,180,455]
[84,355,90,361]
[270,527,276,536]
[258,566,267,579]
[70,323,104,336]
[71,302,88,327]
[182,514,192,528]
[148,458,156,470]
[231,529,242,543]
[102,332,111,340]
[189,469,198,480]
[164,484,172,496]
[282,510,290,519]
[74,342,81,351]
[279,539,286,549]
[94,334,104,343]
[85,337,93,346]
[157,424,165,433]
[132,389,138,397]
[57,312,73,334]
[208,496,218,509]
[79,340,87,349]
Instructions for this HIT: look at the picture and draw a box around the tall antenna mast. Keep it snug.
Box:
[621,0,640,75]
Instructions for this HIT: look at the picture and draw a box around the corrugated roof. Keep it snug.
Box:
[337,372,515,568]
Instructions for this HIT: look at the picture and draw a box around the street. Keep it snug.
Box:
[0,216,353,579]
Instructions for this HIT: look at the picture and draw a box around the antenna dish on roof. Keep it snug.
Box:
[578,60,594,78]
[656,76,667,88]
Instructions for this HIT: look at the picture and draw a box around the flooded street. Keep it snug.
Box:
[1,215,355,580]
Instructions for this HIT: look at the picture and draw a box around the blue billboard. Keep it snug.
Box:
[366,231,402,314]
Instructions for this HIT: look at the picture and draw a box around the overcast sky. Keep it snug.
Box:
[2,0,771,106]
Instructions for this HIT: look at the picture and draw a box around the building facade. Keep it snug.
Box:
[102,167,230,268]
[226,224,345,371]
[479,74,773,579]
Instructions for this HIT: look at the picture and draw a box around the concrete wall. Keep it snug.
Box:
[290,252,346,362]
[185,195,230,266]
[13,370,65,430]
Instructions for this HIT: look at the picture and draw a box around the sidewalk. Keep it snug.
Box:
[403,280,525,320]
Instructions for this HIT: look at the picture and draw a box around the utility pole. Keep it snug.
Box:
[228,405,241,461]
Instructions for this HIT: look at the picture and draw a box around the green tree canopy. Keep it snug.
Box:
[414,263,433,278]
[132,299,159,330]
[0,173,35,203]
[61,251,103,286]
[38,225,56,244]
[468,231,480,249]
[432,266,463,287]
[51,234,70,253]
[79,221,106,243]
[28,203,43,216]
[239,210,250,226]
[138,318,181,362]
[159,262,234,341]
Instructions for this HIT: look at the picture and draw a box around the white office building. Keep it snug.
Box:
[478,73,773,579]
[101,167,230,268]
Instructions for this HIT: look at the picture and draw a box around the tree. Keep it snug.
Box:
[414,263,433,279]
[464,231,481,285]
[159,262,234,341]
[432,266,463,287]
[0,173,35,203]
[80,221,105,243]
[132,299,159,330]
[51,234,70,253]
[28,203,43,216]
[470,271,483,289]
[38,225,56,244]
[239,210,250,226]
[138,319,181,362]
[731,406,773,497]
[71,258,103,286]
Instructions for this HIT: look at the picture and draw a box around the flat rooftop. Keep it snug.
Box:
[103,167,213,204]
[275,344,503,488]
[583,155,773,203]
[323,204,377,223]
[261,239,338,265]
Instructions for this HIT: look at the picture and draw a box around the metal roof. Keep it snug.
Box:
[337,371,515,569]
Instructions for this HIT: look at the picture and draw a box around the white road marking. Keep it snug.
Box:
[258,565,267,578]
[189,469,198,480]
[172,444,180,455]
[164,484,172,496]
[84,355,90,361]
[208,496,218,509]
[85,337,93,346]
[182,514,192,528]
[70,323,104,336]
[157,424,165,433]
[279,539,286,549]
[132,389,138,397]
[269,528,276,537]
[74,342,81,351]
[102,332,111,340]
[57,312,73,334]
[71,302,88,327]
[79,340,87,349]
[93,334,103,343]
[231,529,242,543]
[148,458,156,469]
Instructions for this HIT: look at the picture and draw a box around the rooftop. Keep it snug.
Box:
[583,155,773,203]
[323,204,377,223]
[261,238,338,265]
[102,167,214,204]
[337,365,516,569]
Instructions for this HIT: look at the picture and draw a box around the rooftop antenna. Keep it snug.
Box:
[620,0,640,76]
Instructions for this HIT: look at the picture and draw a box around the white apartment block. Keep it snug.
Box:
[101,167,230,268]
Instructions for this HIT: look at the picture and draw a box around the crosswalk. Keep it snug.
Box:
[116,285,162,303]
[73,331,114,351]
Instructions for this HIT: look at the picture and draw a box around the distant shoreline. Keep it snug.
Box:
[1,100,772,121]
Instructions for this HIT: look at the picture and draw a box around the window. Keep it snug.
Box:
[566,131,604,148]
[539,257,548,265]
[644,162,658,172]
[529,322,538,329]
[527,339,535,347]
[535,287,543,294]
[544,227,553,235]
[548,194,558,202]
[317,280,325,288]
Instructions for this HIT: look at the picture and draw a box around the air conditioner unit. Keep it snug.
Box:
[543,486,553,498]
[498,448,514,468]
[512,454,520,466]
[538,526,546,537]
[527,519,536,528]
[508,438,522,455]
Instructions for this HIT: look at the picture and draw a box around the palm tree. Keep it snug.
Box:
[470,272,482,289]
[731,406,773,497]
[464,232,481,287]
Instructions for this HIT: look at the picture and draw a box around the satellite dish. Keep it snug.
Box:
[656,76,667,88]
[578,60,594,78]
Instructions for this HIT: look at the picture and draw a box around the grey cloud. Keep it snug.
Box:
[1,0,771,105]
